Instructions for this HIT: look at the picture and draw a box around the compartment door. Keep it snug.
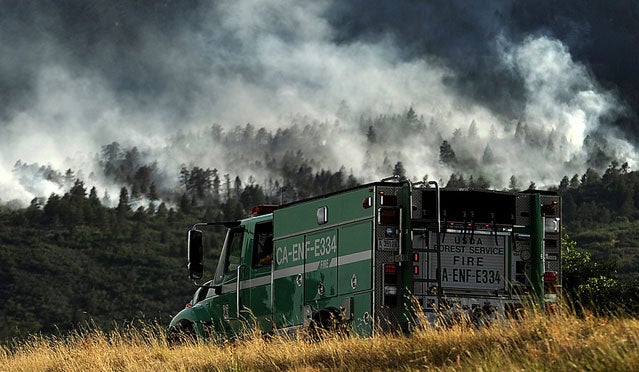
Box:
[304,228,338,302]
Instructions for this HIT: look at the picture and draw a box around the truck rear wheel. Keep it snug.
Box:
[308,307,348,340]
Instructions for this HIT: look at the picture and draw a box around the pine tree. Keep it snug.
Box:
[446,173,467,188]
[440,141,456,165]
[179,193,190,213]
[468,120,478,138]
[482,144,495,164]
[224,174,231,199]
[472,175,490,190]
[102,191,111,206]
[187,167,213,198]
[116,187,131,215]
[569,174,580,188]
[581,168,601,186]
[101,142,121,163]
[89,187,100,205]
[212,169,221,197]
[234,176,242,198]
[366,126,377,144]
[179,166,190,190]
[148,182,159,201]
[64,169,75,187]
[44,193,62,225]
[508,175,520,191]
[156,202,168,217]
[406,107,417,121]
[69,179,86,201]
[393,162,406,181]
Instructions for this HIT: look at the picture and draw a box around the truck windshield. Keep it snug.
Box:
[213,227,244,284]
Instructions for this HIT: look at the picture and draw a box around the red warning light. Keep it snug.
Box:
[251,205,278,215]
[384,264,397,274]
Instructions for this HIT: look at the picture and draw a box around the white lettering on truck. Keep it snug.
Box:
[308,235,337,257]
[430,232,507,290]
[275,233,337,266]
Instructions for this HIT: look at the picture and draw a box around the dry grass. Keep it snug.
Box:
[2,306,639,371]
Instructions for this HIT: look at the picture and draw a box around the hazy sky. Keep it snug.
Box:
[1,0,638,205]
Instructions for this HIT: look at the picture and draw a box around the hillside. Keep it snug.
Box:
[3,132,639,341]
[0,204,193,340]
[0,158,360,342]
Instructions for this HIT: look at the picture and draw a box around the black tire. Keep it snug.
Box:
[167,320,198,346]
[308,307,348,341]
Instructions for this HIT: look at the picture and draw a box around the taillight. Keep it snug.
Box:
[378,207,400,225]
[384,263,397,274]
[384,264,398,307]
[542,200,558,215]
[544,271,558,294]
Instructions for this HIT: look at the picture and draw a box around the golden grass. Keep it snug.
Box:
[2,307,639,371]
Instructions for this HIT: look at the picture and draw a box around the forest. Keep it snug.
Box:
[2,114,639,342]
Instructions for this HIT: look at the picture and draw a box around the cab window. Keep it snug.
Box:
[225,229,244,273]
[214,227,245,283]
[252,221,274,268]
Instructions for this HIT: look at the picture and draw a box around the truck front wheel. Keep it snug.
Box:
[167,320,198,345]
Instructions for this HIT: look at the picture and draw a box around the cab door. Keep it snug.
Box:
[207,227,246,336]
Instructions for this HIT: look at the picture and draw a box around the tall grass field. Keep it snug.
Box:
[2,306,639,371]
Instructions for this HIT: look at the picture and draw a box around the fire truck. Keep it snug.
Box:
[168,179,561,340]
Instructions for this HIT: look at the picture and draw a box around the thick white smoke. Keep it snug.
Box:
[0,0,635,207]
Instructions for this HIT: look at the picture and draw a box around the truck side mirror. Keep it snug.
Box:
[188,229,204,280]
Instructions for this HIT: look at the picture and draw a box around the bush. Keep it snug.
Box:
[562,235,639,315]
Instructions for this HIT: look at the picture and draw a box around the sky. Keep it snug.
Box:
[1,0,638,206]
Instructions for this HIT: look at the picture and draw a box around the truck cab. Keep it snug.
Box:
[169,211,275,340]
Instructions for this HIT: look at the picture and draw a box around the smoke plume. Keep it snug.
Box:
[0,0,637,207]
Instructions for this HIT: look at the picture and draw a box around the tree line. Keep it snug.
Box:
[4,127,639,340]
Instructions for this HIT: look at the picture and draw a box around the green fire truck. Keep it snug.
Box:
[168,179,561,339]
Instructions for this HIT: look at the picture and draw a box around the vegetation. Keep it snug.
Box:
[562,236,639,315]
[0,141,360,342]
[3,117,639,342]
[2,307,639,371]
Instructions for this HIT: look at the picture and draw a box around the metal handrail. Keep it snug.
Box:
[236,264,245,318]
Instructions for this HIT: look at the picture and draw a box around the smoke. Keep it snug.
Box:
[0,0,636,207]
